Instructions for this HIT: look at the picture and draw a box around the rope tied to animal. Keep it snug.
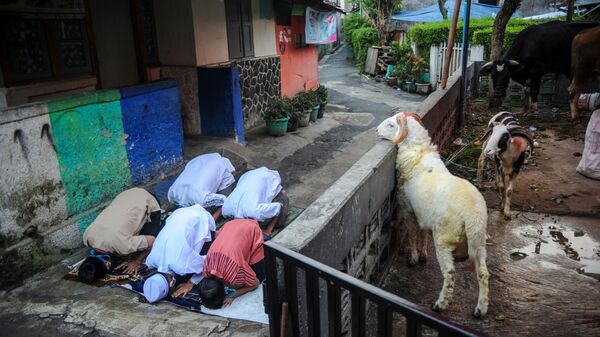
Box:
[443,157,493,172]
[442,138,492,172]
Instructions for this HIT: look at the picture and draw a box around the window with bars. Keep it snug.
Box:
[0,10,94,87]
[225,0,254,59]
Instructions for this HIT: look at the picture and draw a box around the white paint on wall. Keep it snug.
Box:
[191,0,229,65]
[89,0,140,89]
[154,0,197,66]
[0,104,68,247]
[252,0,277,57]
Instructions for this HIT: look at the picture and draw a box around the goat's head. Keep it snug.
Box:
[376,112,424,144]
[483,124,511,158]
[480,60,524,107]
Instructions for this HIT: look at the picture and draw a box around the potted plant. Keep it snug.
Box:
[286,97,303,132]
[308,89,320,122]
[412,56,430,95]
[264,97,290,136]
[294,92,312,127]
[316,84,328,118]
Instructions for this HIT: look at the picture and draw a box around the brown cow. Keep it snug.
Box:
[569,26,600,119]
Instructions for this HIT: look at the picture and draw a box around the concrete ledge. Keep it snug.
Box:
[273,141,396,268]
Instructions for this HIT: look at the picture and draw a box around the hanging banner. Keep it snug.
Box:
[305,6,337,44]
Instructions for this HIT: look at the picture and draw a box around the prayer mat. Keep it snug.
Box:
[115,268,269,324]
[63,257,138,287]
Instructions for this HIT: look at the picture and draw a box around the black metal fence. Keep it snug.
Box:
[265,241,486,337]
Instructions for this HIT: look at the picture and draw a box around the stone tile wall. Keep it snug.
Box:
[233,56,281,130]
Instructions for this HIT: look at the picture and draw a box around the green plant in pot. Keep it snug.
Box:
[286,97,304,132]
[264,97,290,136]
[294,92,313,127]
[412,56,430,94]
[316,84,328,118]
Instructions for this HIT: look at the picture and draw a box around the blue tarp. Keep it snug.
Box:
[391,0,501,22]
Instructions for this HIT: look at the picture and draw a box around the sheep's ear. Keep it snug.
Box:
[392,115,408,144]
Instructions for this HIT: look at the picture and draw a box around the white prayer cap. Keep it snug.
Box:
[143,274,169,303]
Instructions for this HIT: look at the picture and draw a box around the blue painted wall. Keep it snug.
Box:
[120,80,184,185]
[197,67,245,142]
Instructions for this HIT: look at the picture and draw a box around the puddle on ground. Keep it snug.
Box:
[513,223,600,281]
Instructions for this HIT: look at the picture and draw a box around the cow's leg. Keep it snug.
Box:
[569,83,580,120]
[568,77,584,120]
[529,75,542,113]
[522,86,531,114]
[432,237,456,312]
[407,214,420,266]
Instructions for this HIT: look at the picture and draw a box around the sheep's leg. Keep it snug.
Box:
[472,244,489,318]
[432,241,456,312]
[419,230,430,263]
[503,174,513,220]
[407,216,420,267]
[476,144,487,186]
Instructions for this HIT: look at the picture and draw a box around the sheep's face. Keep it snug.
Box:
[376,116,400,141]
[377,112,423,144]
[484,124,511,158]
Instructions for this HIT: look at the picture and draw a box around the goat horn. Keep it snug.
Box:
[474,128,493,146]
[409,112,424,127]
[509,129,535,158]
[392,114,408,144]
[482,61,493,68]
[508,60,520,66]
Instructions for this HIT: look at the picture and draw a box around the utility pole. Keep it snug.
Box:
[441,0,462,89]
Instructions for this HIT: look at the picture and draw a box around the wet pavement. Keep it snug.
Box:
[378,211,600,337]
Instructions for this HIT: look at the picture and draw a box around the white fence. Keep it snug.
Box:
[429,43,484,89]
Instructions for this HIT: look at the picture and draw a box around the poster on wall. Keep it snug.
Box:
[305,6,337,44]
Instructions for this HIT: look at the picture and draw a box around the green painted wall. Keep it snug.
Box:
[47,90,132,217]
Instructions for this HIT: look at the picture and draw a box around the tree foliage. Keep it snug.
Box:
[351,26,379,73]
[351,0,402,43]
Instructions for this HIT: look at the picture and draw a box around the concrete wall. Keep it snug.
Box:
[252,0,277,57]
[0,77,98,108]
[153,0,196,66]
[191,0,229,65]
[0,80,184,289]
[277,16,319,97]
[155,0,276,66]
[89,0,140,89]
[159,67,201,136]
[420,66,470,150]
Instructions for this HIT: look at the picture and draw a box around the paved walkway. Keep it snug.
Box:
[0,45,425,337]
[186,45,424,208]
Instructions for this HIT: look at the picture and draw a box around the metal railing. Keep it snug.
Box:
[265,241,486,337]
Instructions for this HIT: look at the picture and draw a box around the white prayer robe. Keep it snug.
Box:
[145,205,215,284]
[167,153,236,208]
[222,167,282,222]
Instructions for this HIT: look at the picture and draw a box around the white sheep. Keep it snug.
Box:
[377,112,489,317]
